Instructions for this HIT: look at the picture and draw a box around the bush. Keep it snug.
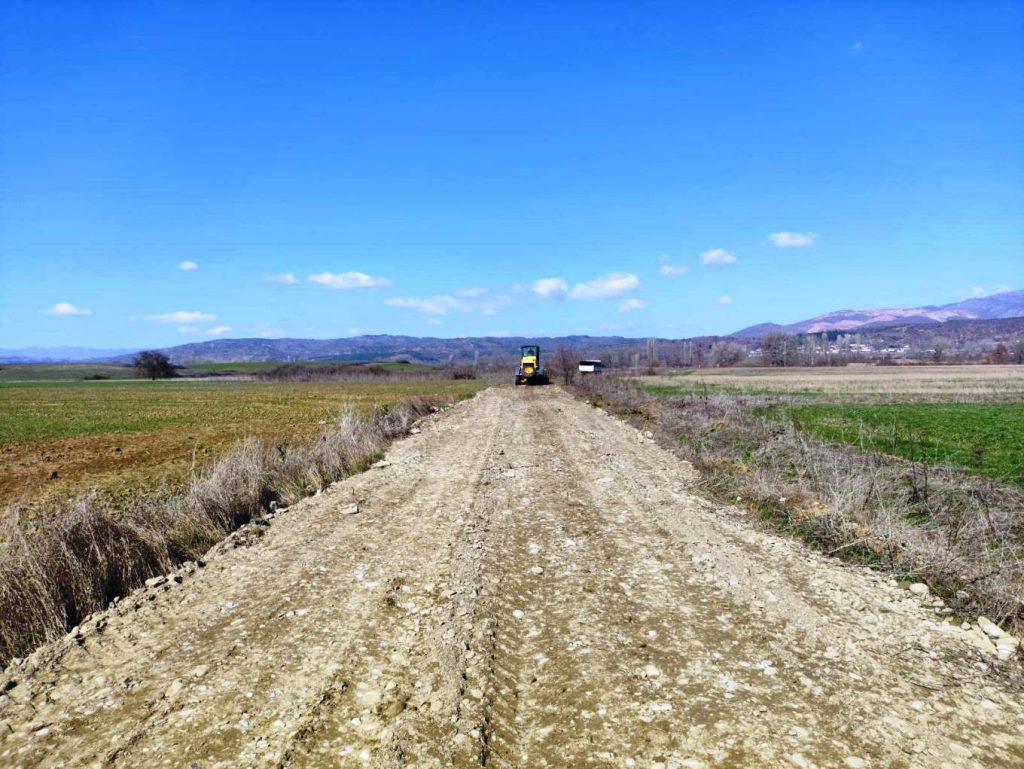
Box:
[449,365,478,380]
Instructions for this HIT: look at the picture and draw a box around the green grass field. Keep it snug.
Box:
[0,364,139,382]
[0,378,487,504]
[769,402,1024,484]
[0,360,438,381]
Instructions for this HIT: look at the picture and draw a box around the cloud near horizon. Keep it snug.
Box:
[567,272,639,300]
[701,249,736,266]
[659,263,689,277]
[717,295,733,305]
[45,301,91,316]
[768,231,817,247]
[309,271,391,289]
[619,298,645,313]
[384,295,466,315]
[530,278,569,298]
[176,260,199,271]
[146,310,217,324]
[265,272,297,285]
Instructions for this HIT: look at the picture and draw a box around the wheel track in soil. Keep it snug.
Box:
[0,386,1022,769]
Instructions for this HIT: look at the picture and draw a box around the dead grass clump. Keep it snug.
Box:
[0,397,438,666]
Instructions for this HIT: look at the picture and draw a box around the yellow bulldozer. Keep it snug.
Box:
[514,344,550,386]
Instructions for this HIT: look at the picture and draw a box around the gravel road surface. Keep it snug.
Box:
[1,386,1022,768]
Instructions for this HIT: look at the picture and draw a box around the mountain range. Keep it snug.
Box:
[3,290,1021,364]
[732,289,1024,337]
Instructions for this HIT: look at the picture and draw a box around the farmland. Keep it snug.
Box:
[0,377,486,506]
[641,364,1024,401]
[639,365,1024,482]
[772,402,1024,484]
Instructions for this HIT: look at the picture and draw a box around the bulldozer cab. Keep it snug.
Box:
[515,344,549,385]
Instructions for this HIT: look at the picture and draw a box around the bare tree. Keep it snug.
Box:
[761,333,796,367]
[550,345,578,385]
[931,336,950,363]
[991,342,1010,365]
[709,341,745,368]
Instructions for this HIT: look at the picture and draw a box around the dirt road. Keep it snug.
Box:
[1,387,1022,768]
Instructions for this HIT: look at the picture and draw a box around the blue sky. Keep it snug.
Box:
[1,1,1021,348]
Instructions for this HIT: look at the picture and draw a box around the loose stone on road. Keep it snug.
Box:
[1,386,1022,768]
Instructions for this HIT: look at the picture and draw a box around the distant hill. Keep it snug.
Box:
[732,289,1024,337]
[105,335,655,365]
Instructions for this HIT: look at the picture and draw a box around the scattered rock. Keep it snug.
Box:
[995,636,1019,661]
[977,616,1005,639]
[145,576,167,589]
[409,427,421,435]
[908,583,930,597]
[344,503,360,515]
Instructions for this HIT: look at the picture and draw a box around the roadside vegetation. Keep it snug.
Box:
[0,377,487,506]
[0,380,485,665]
[576,368,1024,633]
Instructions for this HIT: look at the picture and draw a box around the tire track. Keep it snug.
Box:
[1,387,1023,769]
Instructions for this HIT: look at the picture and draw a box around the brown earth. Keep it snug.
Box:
[0,424,313,509]
[1,386,1022,768]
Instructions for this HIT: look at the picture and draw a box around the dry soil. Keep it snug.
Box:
[1,386,1022,768]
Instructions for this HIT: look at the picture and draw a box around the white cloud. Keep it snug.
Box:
[45,301,91,316]
[619,298,645,313]
[852,41,863,51]
[717,295,734,305]
[309,271,390,289]
[660,263,689,277]
[457,287,488,297]
[265,272,297,285]
[177,260,199,271]
[483,330,511,337]
[177,326,200,334]
[568,272,639,300]
[146,310,217,324]
[769,231,817,247]
[701,249,737,266]
[428,317,444,326]
[530,277,569,298]
[206,325,233,335]
[384,295,466,315]
[385,289,517,317]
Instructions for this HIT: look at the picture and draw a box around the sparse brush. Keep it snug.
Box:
[0,397,438,667]
[576,374,1024,632]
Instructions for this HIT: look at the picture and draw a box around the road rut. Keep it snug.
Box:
[1,386,1022,768]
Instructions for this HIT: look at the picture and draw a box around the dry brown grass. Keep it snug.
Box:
[0,397,439,666]
[578,375,1024,632]
[639,364,1024,401]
